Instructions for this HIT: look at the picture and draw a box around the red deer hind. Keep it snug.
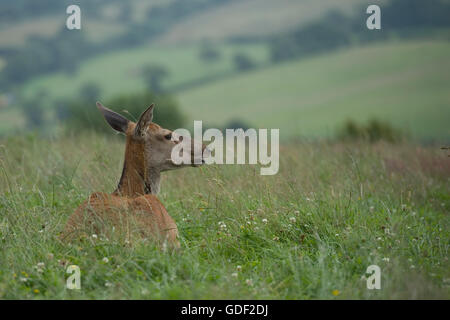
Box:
[62,102,208,247]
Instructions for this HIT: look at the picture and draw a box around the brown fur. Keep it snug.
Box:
[62,192,179,247]
[61,124,179,246]
[113,122,148,197]
[61,105,192,248]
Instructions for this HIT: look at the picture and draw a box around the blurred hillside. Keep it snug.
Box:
[178,40,450,141]
[0,0,366,49]
[0,0,449,142]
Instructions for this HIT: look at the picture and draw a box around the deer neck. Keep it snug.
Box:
[113,137,161,197]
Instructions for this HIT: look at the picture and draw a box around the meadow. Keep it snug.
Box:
[0,133,448,299]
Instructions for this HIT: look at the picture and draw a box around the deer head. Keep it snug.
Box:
[96,101,208,196]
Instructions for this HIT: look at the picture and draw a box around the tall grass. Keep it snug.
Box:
[0,133,448,299]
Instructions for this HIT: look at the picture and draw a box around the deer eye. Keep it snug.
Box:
[164,133,172,140]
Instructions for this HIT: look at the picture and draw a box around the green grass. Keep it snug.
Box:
[21,42,269,102]
[177,40,450,141]
[0,133,448,299]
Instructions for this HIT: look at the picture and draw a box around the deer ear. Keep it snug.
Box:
[134,104,154,137]
[96,101,129,133]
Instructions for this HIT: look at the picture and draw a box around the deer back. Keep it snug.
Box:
[62,192,179,247]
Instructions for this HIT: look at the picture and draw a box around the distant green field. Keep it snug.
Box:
[157,0,372,44]
[0,1,169,49]
[0,0,368,49]
[177,40,450,141]
[21,42,269,102]
[0,15,127,49]
[11,40,450,142]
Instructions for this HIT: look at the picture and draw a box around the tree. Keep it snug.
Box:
[199,42,221,63]
[233,53,255,71]
[79,82,101,102]
[19,89,49,128]
[65,91,184,134]
[141,65,170,94]
[224,118,251,131]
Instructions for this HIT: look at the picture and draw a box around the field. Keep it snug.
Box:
[0,0,368,49]
[13,39,450,142]
[20,42,269,102]
[0,15,127,49]
[157,0,367,44]
[177,40,450,141]
[0,0,169,49]
[0,133,448,299]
